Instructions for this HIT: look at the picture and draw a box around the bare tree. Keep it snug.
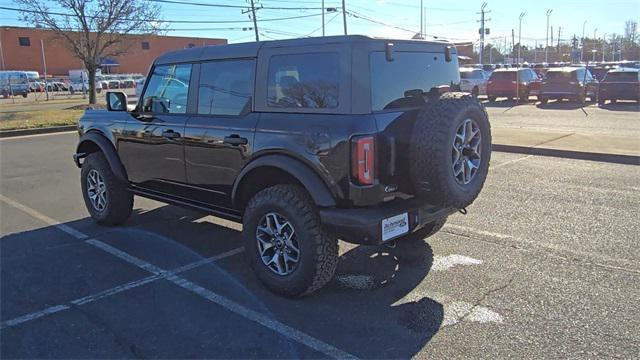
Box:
[16,0,163,104]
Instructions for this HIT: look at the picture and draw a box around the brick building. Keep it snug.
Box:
[0,26,226,76]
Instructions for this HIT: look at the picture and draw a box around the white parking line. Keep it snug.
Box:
[432,254,483,272]
[1,248,244,329]
[0,305,71,329]
[0,194,357,359]
[0,193,89,240]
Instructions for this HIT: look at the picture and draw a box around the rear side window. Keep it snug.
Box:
[370,51,460,111]
[267,53,339,109]
[142,64,192,114]
[198,59,254,116]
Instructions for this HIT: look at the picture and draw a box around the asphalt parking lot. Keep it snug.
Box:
[1,104,639,358]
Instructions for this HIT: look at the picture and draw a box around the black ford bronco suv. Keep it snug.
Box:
[73,36,491,296]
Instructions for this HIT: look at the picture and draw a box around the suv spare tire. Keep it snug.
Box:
[409,92,491,209]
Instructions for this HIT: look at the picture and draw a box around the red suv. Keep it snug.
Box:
[486,68,541,102]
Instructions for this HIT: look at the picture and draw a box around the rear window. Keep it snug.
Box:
[604,72,638,82]
[267,52,339,109]
[545,71,576,81]
[370,51,459,111]
[489,71,515,80]
[460,70,482,79]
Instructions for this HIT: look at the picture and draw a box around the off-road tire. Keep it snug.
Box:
[409,92,491,209]
[242,184,338,297]
[400,216,448,243]
[81,152,133,225]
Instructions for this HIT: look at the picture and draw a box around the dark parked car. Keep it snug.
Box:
[538,67,598,104]
[598,68,640,105]
[73,36,492,297]
[486,68,541,102]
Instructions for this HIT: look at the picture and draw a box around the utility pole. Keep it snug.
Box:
[518,12,525,65]
[534,40,538,62]
[322,0,325,36]
[420,0,423,38]
[557,27,561,52]
[341,0,347,35]
[602,33,606,62]
[511,28,515,63]
[545,9,552,63]
[581,20,587,62]
[423,6,427,37]
[478,2,489,65]
[248,0,259,41]
[551,25,554,56]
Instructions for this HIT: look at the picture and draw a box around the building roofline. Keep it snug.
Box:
[0,25,226,42]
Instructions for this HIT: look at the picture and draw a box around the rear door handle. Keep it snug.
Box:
[224,135,248,146]
[162,130,180,139]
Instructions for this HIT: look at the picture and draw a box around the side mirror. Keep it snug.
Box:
[106,92,127,111]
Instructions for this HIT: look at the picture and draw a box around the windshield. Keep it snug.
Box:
[604,72,638,82]
[370,51,459,111]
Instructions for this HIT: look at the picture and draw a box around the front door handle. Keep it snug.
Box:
[162,130,180,139]
[224,135,248,146]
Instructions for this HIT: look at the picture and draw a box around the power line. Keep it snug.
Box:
[146,0,326,10]
[0,5,323,24]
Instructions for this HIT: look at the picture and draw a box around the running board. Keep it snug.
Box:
[129,186,242,222]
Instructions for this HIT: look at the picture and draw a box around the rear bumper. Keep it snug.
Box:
[320,199,456,245]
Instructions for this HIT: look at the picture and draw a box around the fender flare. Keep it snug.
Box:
[232,155,337,208]
[75,132,128,182]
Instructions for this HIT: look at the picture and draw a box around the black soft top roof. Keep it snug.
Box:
[154,35,452,65]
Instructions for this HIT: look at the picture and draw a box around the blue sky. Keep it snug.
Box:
[1,0,638,49]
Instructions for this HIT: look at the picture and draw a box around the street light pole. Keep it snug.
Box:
[545,9,552,63]
[518,12,525,65]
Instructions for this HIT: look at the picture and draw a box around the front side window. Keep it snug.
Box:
[142,63,192,114]
[267,53,339,109]
[198,59,254,116]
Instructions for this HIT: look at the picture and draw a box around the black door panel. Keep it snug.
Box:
[184,116,258,207]
[120,114,188,194]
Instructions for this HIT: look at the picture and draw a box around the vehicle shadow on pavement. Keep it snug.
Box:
[482,99,531,108]
[597,102,640,112]
[535,101,590,110]
[1,204,442,358]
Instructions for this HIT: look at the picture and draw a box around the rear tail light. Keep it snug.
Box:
[351,135,375,185]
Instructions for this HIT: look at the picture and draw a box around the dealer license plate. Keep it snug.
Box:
[381,213,409,242]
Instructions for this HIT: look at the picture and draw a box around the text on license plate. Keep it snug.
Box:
[381,213,409,242]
